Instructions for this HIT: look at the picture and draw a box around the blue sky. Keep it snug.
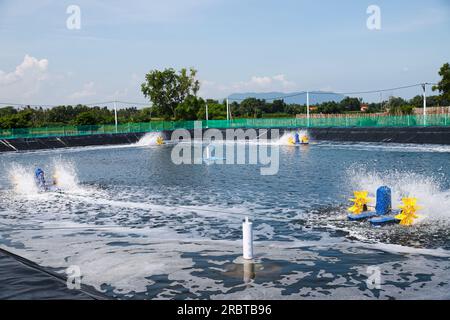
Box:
[0,0,449,105]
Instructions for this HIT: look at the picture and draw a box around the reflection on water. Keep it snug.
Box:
[0,141,449,299]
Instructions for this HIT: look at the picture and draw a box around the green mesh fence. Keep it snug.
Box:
[0,114,449,139]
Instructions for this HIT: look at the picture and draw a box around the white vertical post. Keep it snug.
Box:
[114,100,118,133]
[242,217,253,260]
[306,91,310,127]
[422,83,427,126]
[206,103,209,128]
[226,98,230,122]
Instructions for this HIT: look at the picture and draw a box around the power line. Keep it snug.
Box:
[228,91,307,102]
[227,83,436,101]
[340,83,425,95]
[0,82,438,107]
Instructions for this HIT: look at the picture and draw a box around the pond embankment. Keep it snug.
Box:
[0,127,449,152]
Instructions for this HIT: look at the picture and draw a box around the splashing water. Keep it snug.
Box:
[51,159,80,192]
[8,159,82,195]
[347,165,450,221]
[8,164,39,195]
[136,132,163,146]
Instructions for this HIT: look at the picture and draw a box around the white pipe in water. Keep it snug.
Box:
[242,216,253,260]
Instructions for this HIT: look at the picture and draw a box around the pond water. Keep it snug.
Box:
[0,133,449,299]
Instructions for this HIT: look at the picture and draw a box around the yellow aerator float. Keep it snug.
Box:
[395,197,421,226]
[301,136,309,144]
[287,132,309,146]
[287,136,295,145]
[156,136,165,145]
[348,191,372,215]
[347,186,422,227]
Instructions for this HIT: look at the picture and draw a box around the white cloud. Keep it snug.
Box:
[68,81,96,101]
[0,55,49,99]
[272,74,296,88]
[249,76,272,86]
[233,74,296,91]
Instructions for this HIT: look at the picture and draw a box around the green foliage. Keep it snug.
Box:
[317,101,340,114]
[72,107,114,125]
[175,95,205,120]
[141,68,200,120]
[73,111,99,126]
[0,110,32,129]
[285,104,306,115]
[400,105,414,115]
[197,100,227,120]
[366,102,384,113]
[387,97,409,115]
[0,106,17,117]
[410,94,441,108]
[433,63,450,104]
[339,97,361,112]
[270,100,286,113]
[237,98,266,118]
[0,105,136,129]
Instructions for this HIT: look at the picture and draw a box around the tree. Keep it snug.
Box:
[136,107,153,122]
[239,98,265,118]
[73,111,98,126]
[141,68,200,120]
[387,97,408,115]
[175,95,205,120]
[433,63,450,104]
[339,97,361,112]
[269,99,286,114]
[0,106,17,117]
[400,105,414,115]
[285,104,306,115]
[197,101,227,120]
[367,102,383,113]
[409,95,424,108]
[318,101,341,114]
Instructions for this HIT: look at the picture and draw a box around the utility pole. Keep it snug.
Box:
[422,83,427,126]
[206,103,209,128]
[226,98,230,121]
[114,100,118,133]
[306,91,310,127]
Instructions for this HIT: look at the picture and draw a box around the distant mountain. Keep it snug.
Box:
[228,91,346,105]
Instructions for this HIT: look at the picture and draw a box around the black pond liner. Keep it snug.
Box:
[0,247,109,300]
